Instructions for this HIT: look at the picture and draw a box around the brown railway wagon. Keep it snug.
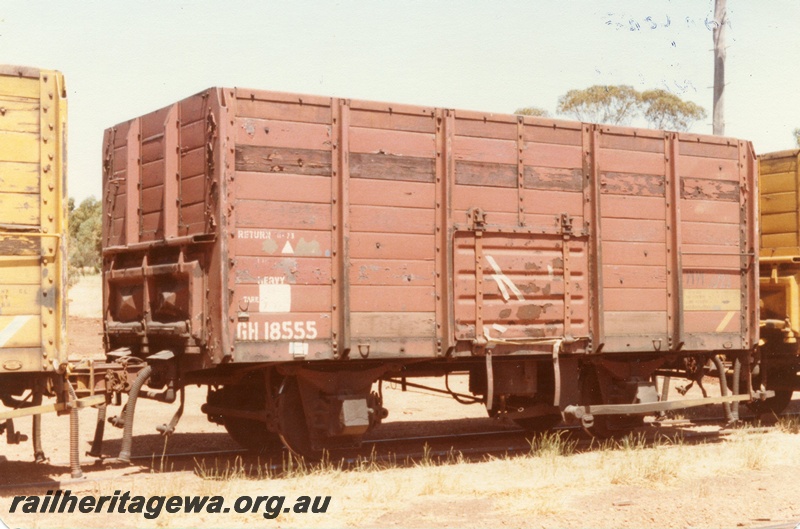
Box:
[102,88,760,456]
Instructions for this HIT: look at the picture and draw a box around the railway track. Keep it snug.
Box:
[2,411,795,492]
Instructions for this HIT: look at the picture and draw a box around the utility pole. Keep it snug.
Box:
[712,0,726,135]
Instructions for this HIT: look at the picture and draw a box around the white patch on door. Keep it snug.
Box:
[259,284,291,313]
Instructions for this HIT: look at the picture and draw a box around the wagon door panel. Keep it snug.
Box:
[451,114,589,353]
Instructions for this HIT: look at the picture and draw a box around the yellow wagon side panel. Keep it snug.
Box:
[0,65,67,374]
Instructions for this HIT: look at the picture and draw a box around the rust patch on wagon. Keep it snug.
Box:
[262,239,279,254]
[274,259,298,284]
[523,327,546,338]
[517,283,541,295]
[524,167,583,192]
[681,178,739,202]
[499,309,512,319]
[517,304,552,321]
[295,238,322,256]
[600,172,665,197]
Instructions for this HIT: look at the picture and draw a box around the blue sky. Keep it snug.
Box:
[2,0,798,202]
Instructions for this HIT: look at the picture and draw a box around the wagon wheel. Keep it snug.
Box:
[223,415,282,454]
[744,335,796,416]
[276,376,322,461]
[580,366,642,439]
[214,377,282,454]
[748,389,794,416]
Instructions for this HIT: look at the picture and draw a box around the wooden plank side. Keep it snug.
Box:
[236,200,332,231]
[761,191,796,215]
[681,221,740,246]
[349,258,434,286]
[603,288,668,312]
[351,312,435,339]
[603,265,667,289]
[350,286,435,312]
[179,173,206,206]
[235,117,331,150]
[0,99,39,133]
[0,315,41,348]
[349,108,435,134]
[350,153,435,183]
[681,178,739,202]
[0,285,44,315]
[600,172,665,197]
[761,212,796,235]
[454,136,516,164]
[684,311,741,333]
[601,241,667,266]
[455,161,515,188]
[602,218,666,243]
[762,233,796,249]
[235,256,331,286]
[680,199,742,224]
[0,130,39,163]
[235,228,331,258]
[523,123,583,146]
[235,97,332,125]
[524,167,583,192]
[680,245,742,270]
[600,195,666,220]
[235,171,331,204]
[605,311,667,335]
[0,162,39,194]
[235,145,332,176]
[233,284,332,313]
[0,192,39,225]
[0,76,39,99]
[599,133,665,154]
[0,260,43,283]
[597,149,666,176]
[349,127,435,157]
[350,233,434,260]
[679,156,739,181]
[760,157,797,175]
[679,140,739,160]
[350,204,433,235]
[522,143,583,169]
[759,171,796,195]
[349,178,433,209]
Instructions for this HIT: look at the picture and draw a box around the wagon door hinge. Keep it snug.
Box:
[468,207,487,233]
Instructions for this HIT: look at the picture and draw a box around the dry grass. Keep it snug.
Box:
[7,428,800,528]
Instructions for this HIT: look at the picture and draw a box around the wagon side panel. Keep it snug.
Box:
[0,66,67,375]
[230,90,337,362]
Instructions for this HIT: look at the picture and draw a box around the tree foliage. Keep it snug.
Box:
[556,85,642,125]
[794,128,800,148]
[641,89,707,132]
[532,84,707,132]
[68,196,102,277]
[514,106,550,118]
